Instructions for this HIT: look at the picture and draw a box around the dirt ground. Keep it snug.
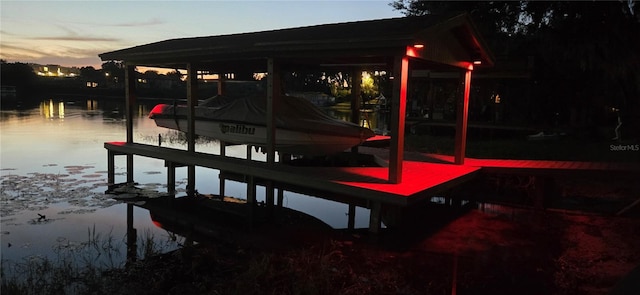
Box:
[97,174,640,295]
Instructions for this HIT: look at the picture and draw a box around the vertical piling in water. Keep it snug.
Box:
[348,203,356,230]
[277,188,284,208]
[107,150,116,185]
[369,201,382,233]
[266,181,275,218]
[246,175,257,228]
[219,141,226,197]
[125,65,136,184]
[166,161,176,196]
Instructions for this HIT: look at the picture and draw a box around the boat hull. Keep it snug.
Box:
[153,116,369,156]
[149,95,375,156]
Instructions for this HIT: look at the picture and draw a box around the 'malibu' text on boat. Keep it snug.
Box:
[148,95,375,156]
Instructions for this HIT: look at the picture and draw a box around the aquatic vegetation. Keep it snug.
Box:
[0,168,112,217]
[1,226,180,295]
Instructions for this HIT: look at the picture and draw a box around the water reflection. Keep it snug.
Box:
[121,193,333,258]
[327,99,390,135]
[40,99,65,120]
[87,99,98,110]
[0,96,373,271]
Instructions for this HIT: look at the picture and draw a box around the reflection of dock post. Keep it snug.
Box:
[347,203,356,230]
[126,204,137,264]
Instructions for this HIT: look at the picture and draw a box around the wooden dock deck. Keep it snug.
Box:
[421,153,640,175]
[106,142,638,231]
[105,142,481,232]
[105,142,480,206]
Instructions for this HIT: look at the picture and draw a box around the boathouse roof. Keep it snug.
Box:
[99,13,494,70]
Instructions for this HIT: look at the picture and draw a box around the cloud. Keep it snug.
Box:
[27,24,120,42]
[31,35,120,42]
[1,41,108,68]
[0,43,51,59]
[110,18,166,27]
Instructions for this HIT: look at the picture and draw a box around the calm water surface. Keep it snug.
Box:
[0,97,370,269]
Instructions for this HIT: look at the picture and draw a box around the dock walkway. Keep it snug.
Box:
[106,142,638,231]
[105,142,480,206]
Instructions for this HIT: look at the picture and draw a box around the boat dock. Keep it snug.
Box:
[105,141,481,232]
[99,14,638,233]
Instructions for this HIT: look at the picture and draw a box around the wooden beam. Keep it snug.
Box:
[454,68,472,165]
[125,64,137,183]
[247,175,256,228]
[368,201,382,234]
[166,161,176,196]
[217,74,226,95]
[125,65,136,144]
[186,63,198,194]
[219,141,226,197]
[389,55,409,184]
[351,68,362,153]
[350,68,362,125]
[347,203,356,230]
[107,150,115,185]
[266,58,280,164]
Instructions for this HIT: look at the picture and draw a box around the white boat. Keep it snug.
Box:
[149,95,375,156]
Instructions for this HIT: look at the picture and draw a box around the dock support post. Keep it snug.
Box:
[246,145,252,161]
[125,64,137,184]
[217,74,226,96]
[107,150,115,185]
[368,201,382,234]
[186,63,198,196]
[351,67,362,154]
[533,176,555,209]
[389,55,408,184]
[246,176,257,227]
[348,203,356,230]
[266,181,275,218]
[454,68,472,165]
[277,188,284,208]
[166,161,176,196]
[266,58,280,165]
[219,141,226,197]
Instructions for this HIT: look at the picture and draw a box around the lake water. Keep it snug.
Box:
[0,97,371,271]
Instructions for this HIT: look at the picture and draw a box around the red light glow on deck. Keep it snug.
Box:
[313,161,480,197]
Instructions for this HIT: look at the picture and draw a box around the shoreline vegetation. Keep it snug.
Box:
[2,201,638,295]
[1,169,638,294]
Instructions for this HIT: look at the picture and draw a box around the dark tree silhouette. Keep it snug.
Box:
[390,0,640,140]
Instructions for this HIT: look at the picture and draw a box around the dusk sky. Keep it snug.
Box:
[1,0,403,69]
